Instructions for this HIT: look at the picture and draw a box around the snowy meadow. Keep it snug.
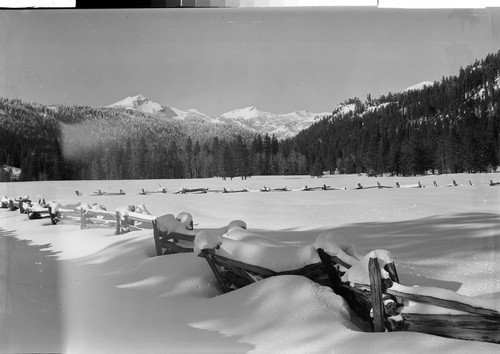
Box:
[1,173,499,353]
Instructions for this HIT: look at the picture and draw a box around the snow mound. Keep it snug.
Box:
[190,275,358,353]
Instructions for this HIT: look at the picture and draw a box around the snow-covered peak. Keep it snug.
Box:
[105,96,329,138]
[221,106,264,120]
[403,81,434,92]
[284,110,311,117]
[217,107,331,139]
[132,94,147,103]
[170,107,213,123]
[107,94,164,114]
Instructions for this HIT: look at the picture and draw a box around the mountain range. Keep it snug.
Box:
[106,94,330,139]
[2,49,499,182]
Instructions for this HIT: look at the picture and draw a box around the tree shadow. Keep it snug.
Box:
[255,212,499,291]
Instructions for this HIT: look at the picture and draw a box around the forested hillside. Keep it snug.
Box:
[1,50,499,181]
[0,100,262,181]
[288,50,500,176]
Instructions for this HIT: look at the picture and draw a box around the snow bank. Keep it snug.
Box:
[2,174,500,353]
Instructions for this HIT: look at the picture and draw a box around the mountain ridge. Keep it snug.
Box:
[106,95,330,139]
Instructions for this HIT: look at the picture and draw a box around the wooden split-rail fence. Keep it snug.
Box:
[49,206,195,254]
[5,199,498,343]
[198,248,500,344]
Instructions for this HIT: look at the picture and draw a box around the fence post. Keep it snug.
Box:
[369,257,385,332]
[317,248,342,293]
[80,209,85,229]
[202,251,229,293]
[152,219,163,256]
[115,211,121,235]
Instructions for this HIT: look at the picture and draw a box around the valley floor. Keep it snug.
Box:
[0,173,499,353]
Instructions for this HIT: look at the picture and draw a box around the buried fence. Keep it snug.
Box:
[194,227,500,344]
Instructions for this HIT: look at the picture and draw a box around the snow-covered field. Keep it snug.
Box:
[1,173,499,353]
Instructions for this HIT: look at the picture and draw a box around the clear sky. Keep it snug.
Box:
[0,7,499,116]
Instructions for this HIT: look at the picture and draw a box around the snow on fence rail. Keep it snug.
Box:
[48,202,197,253]
[194,225,500,344]
[139,187,167,195]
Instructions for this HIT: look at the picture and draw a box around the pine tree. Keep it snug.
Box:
[310,157,323,178]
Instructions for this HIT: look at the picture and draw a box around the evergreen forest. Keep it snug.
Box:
[1,50,499,181]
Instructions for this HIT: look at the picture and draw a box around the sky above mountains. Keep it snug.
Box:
[1,7,499,116]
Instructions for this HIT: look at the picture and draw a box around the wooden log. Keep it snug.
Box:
[221,269,254,289]
[152,219,163,256]
[80,209,86,229]
[384,262,400,283]
[201,251,229,293]
[210,254,277,278]
[317,248,343,293]
[160,240,193,253]
[284,263,327,280]
[369,257,386,332]
[115,211,121,235]
[177,187,208,194]
[162,232,195,243]
[316,249,374,324]
[399,313,500,343]
[386,285,500,317]
[48,206,58,225]
[330,255,353,270]
[315,248,353,270]
[222,263,256,286]
[339,284,374,322]
[126,212,155,223]
[151,218,195,255]
[84,209,115,217]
